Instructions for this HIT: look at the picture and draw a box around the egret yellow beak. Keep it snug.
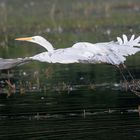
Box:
[15,37,33,41]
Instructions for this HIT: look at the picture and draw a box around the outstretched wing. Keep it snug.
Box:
[0,57,32,70]
[66,34,140,65]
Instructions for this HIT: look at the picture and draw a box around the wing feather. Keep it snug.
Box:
[122,34,128,44]
[63,35,140,65]
[129,34,135,42]
[117,37,123,45]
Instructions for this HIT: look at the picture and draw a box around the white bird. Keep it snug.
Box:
[14,34,140,66]
[0,34,140,70]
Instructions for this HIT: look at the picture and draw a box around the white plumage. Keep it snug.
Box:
[0,34,140,70]
[16,34,140,66]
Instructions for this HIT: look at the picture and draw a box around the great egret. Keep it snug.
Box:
[14,35,140,87]
[0,34,140,70]
[14,34,140,66]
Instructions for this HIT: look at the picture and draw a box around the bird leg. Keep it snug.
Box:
[121,64,134,81]
[116,64,140,96]
[116,64,127,82]
[116,65,129,92]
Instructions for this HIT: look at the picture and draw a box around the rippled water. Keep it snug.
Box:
[0,64,140,139]
[0,0,140,139]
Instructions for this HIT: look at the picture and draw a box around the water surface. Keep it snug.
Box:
[0,0,140,139]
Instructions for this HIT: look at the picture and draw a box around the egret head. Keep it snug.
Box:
[15,36,54,53]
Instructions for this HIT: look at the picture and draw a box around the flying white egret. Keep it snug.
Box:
[0,35,140,69]
[14,34,140,66]
[0,34,140,70]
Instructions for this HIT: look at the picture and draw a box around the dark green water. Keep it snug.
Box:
[0,0,140,139]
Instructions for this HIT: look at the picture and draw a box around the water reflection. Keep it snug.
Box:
[0,66,140,96]
[0,63,140,139]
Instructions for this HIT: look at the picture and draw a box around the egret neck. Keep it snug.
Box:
[15,36,54,53]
